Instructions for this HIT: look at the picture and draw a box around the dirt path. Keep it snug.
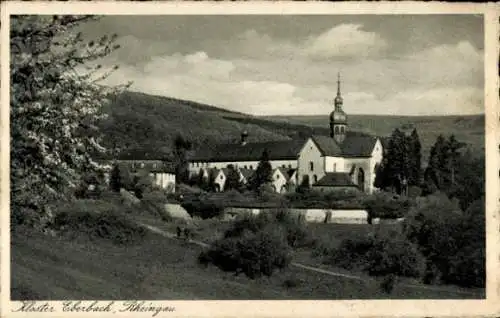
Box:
[137,222,482,298]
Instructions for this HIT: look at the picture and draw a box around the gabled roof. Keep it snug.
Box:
[311,135,343,156]
[341,135,378,157]
[189,139,306,162]
[311,135,378,158]
[314,173,358,187]
[314,172,358,187]
[276,167,297,181]
[239,168,254,180]
[189,131,379,162]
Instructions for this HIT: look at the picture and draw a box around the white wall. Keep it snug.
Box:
[189,160,297,173]
[149,172,176,193]
[369,139,384,192]
[324,156,347,173]
[297,138,324,186]
[222,207,368,224]
[271,169,288,193]
[214,170,226,191]
[344,157,372,193]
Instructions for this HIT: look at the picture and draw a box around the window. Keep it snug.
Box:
[333,163,337,172]
[309,162,314,172]
[220,175,223,180]
[288,164,292,169]
[282,164,286,168]
[244,165,247,169]
[313,175,318,183]
[335,126,340,134]
[276,174,280,180]
[340,126,345,134]
[250,165,253,169]
[153,163,157,169]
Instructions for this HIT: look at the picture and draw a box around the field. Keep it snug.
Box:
[11,215,484,300]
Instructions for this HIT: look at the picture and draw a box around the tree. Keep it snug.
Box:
[197,168,209,190]
[385,128,409,193]
[425,134,447,190]
[374,159,390,190]
[109,162,122,192]
[207,169,217,192]
[172,134,192,184]
[407,129,422,186]
[225,165,242,191]
[425,134,467,193]
[10,15,128,224]
[445,135,466,187]
[447,150,484,211]
[250,149,273,191]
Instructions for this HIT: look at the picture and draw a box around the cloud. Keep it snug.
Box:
[221,25,387,61]
[98,30,483,117]
[301,24,388,59]
[141,51,235,80]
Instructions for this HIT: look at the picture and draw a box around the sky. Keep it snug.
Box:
[79,15,484,116]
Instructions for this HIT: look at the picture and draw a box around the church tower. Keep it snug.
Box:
[329,73,347,144]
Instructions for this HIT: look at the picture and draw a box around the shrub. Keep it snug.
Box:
[403,194,485,287]
[51,200,146,245]
[365,232,426,278]
[199,225,292,279]
[363,192,412,219]
[326,236,375,270]
[322,230,425,279]
[225,209,313,248]
[181,196,225,219]
[274,208,312,248]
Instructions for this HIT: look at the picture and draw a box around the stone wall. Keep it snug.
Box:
[222,207,368,224]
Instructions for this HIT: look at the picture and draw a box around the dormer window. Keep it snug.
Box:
[309,162,314,172]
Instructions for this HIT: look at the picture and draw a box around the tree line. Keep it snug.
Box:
[375,127,483,211]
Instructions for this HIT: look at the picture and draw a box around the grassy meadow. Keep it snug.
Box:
[11,215,484,300]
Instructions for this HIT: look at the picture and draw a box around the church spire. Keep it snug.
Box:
[337,72,341,97]
[334,72,343,110]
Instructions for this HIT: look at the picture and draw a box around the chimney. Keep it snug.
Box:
[241,131,248,146]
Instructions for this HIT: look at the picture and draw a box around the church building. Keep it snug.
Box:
[188,74,383,194]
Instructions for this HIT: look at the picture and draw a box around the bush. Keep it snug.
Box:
[403,194,485,287]
[51,200,146,245]
[199,225,292,279]
[326,236,375,270]
[321,230,425,279]
[363,192,412,219]
[224,209,313,248]
[181,196,225,219]
[285,190,364,209]
[365,232,426,278]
